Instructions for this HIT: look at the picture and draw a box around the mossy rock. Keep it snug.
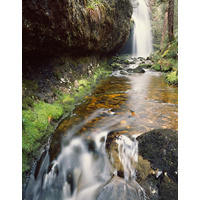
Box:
[124,60,130,64]
[138,63,152,69]
[126,67,145,73]
[111,63,121,70]
[137,129,178,182]
[151,64,161,71]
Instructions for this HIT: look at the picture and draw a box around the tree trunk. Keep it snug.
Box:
[168,0,174,43]
[160,3,168,48]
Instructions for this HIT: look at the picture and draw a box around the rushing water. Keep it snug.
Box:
[23,59,178,200]
[132,0,153,57]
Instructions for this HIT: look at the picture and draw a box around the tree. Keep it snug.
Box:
[168,0,174,43]
[160,2,169,48]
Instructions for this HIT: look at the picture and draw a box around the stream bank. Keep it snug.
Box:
[22,54,113,183]
[150,36,178,86]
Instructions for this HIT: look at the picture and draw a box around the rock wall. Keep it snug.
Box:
[23,0,133,57]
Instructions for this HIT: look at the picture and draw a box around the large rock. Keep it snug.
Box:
[136,129,178,200]
[96,175,145,200]
[137,129,178,182]
[126,67,145,73]
[23,0,133,56]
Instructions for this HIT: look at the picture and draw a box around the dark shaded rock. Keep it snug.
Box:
[126,67,145,73]
[119,23,134,55]
[23,0,133,57]
[138,57,145,60]
[96,175,145,200]
[159,174,178,200]
[137,129,178,182]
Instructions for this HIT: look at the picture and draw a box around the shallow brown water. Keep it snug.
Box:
[49,70,177,161]
[56,70,177,134]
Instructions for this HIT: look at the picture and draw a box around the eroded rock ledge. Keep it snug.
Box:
[23,0,133,57]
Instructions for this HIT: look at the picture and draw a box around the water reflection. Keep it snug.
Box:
[126,70,178,134]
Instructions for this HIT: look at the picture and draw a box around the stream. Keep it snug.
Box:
[23,57,178,200]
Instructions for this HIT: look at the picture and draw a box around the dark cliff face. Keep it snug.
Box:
[22,0,133,57]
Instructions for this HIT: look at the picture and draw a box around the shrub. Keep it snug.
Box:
[166,71,178,85]
[151,63,161,71]
[86,0,105,22]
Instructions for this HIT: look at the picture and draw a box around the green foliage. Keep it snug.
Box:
[85,0,105,22]
[22,97,34,110]
[151,0,178,49]
[22,100,64,175]
[151,63,161,71]
[124,60,130,64]
[110,63,121,70]
[166,71,178,85]
[165,50,177,59]
[151,37,178,85]
[138,63,152,68]
[86,0,104,10]
[34,101,64,120]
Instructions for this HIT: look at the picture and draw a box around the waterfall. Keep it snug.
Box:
[132,0,153,57]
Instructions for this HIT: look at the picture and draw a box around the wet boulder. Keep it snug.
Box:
[137,129,178,182]
[136,129,178,200]
[126,67,145,73]
[120,70,128,75]
[96,175,145,200]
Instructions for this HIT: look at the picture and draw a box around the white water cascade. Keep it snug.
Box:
[23,110,146,200]
[132,0,153,57]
